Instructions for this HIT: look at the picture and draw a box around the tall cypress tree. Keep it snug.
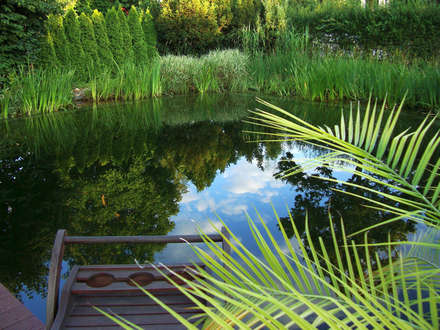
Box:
[78,13,100,71]
[91,10,114,70]
[127,6,148,65]
[74,0,92,15]
[105,7,125,66]
[141,9,158,59]
[141,9,157,48]
[64,9,87,79]
[46,15,70,67]
[39,33,59,68]
[117,7,134,63]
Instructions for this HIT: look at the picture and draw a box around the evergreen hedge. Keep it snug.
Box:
[106,7,125,66]
[91,10,114,69]
[287,2,440,57]
[79,13,100,71]
[128,7,149,65]
[118,8,135,63]
[64,9,87,79]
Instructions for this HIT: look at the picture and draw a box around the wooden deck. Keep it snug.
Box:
[0,283,44,330]
[47,229,230,330]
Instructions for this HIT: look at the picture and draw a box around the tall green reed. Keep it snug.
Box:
[93,60,162,102]
[245,29,440,109]
[15,68,74,115]
[0,89,12,119]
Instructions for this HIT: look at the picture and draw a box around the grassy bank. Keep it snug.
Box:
[2,42,440,117]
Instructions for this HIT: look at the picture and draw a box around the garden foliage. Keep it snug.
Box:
[0,0,61,83]
[287,1,440,57]
[40,6,158,80]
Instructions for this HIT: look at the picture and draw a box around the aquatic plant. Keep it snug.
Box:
[160,49,249,95]
[15,68,74,115]
[244,29,440,109]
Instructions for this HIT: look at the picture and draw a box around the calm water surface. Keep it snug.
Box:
[0,95,420,322]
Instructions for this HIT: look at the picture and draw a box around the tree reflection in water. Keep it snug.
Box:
[276,151,415,268]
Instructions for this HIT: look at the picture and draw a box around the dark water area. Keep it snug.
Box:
[0,94,425,322]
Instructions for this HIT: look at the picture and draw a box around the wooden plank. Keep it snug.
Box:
[77,263,203,274]
[71,304,200,316]
[64,324,187,329]
[4,315,45,330]
[0,283,44,330]
[64,312,198,327]
[76,294,193,307]
[64,233,222,244]
[76,267,198,282]
[0,305,42,329]
[51,266,80,330]
[71,280,190,294]
[46,229,66,330]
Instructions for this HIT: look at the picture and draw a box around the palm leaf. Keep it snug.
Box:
[246,97,440,229]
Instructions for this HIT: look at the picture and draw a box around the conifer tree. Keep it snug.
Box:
[117,7,134,63]
[141,9,157,48]
[127,6,149,65]
[105,7,125,65]
[141,9,158,58]
[75,0,92,15]
[91,10,114,69]
[39,33,59,68]
[78,13,100,71]
[46,15,70,67]
[64,9,87,79]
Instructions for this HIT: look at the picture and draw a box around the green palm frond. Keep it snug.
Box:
[246,97,440,229]
[131,214,440,329]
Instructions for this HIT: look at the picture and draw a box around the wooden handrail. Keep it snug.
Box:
[64,233,223,244]
[46,229,66,330]
[46,228,229,329]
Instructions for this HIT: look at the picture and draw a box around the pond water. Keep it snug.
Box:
[0,94,421,322]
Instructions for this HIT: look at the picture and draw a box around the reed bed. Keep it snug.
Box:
[91,61,161,102]
[15,68,74,115]
[244,30,440,109]
[160,49,249,95]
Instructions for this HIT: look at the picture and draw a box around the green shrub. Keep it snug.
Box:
[128,7,152,65]
[46,15,71,67]
[117,7,135,63]
[78,13,100,72]
[105,7,125,66]
[91,10,114,70]
[0,0,61,81]
[141,9,157,48]
[39,33,59,68]
[74,0,93,15]
[64,9,87,80]
[287,2,440,57]
[156,0,221,54]
[231,0,262,28]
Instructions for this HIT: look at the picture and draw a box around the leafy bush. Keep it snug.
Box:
[0,0,61,83]
[64,9,87,80]
[91,10,114,70]
[117,7,135,63]
[46,15,71,67]
[106,7,125,66]
[287,2,440,57]
[128,7,150,65]
[79,13,100,72]
[156,0,221,54]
